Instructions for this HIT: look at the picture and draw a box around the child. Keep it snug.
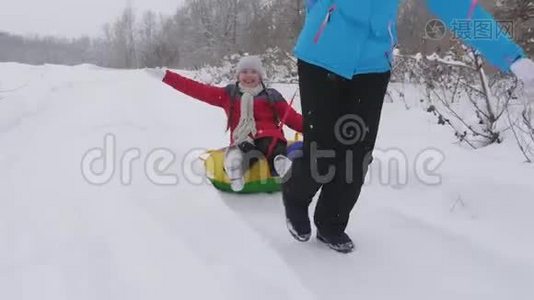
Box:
[147,56,303,191]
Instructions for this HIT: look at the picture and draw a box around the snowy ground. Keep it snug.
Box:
[1,63,533,300]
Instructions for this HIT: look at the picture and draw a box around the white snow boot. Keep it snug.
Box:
[273,154,292,178]
[224,147,245,192]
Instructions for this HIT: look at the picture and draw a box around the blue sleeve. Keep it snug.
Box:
[426,0,526,72]
[306,0,318,12]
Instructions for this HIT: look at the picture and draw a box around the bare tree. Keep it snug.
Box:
[506,89,534,162]
[103,4,138,68]
[400,48,519,148]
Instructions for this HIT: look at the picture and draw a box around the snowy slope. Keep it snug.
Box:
[1,63,533,300]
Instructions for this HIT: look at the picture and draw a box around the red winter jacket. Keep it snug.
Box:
[162,70,303,144]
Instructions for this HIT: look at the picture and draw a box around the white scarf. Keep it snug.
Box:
[232,84,264,145]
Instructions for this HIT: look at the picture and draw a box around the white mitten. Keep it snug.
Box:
[511,58,534,103]
[144,68,167,81]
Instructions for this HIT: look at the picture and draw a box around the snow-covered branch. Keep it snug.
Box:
[425,53,477,71]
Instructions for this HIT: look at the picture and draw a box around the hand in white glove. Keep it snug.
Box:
[511,58,534,103]
[144,68,167,81]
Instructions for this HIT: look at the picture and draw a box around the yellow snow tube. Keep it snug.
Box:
[201,134,302,194]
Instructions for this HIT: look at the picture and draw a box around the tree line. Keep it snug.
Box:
[0,0,532,69]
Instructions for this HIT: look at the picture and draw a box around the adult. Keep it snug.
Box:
[283,0,534,253]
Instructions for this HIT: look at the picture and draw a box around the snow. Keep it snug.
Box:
[1,63,534,299]
[426,53,475,70]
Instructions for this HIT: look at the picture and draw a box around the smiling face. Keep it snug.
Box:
[238,69,261,89]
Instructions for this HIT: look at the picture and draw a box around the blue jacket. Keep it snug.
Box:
[295,0,526,79]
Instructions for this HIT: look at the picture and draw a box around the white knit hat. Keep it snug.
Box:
[236,55,265,79]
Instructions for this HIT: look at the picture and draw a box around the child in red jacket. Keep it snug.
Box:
[147,56,303,191]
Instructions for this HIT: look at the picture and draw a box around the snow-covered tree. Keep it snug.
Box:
[103,5,138,68]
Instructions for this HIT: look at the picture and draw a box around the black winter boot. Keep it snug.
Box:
[283,198,312,242]
[317,231,355,253]
[285,218,311,242]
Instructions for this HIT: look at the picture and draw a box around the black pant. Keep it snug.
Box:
[239,137,287,176]
[283,60,390,236]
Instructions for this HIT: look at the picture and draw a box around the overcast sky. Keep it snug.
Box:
[0,0,183,38]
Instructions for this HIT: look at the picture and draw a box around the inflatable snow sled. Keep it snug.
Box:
[201,137,303,194]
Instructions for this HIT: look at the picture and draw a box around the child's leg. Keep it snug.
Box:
[238,141,264,172]
[223,146,246,191]
[269,142,287,176]
[253,138,287,176]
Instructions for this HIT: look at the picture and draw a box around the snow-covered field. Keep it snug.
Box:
[1,63,533,300]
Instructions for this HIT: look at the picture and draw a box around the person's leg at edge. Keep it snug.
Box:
[282,59,346,241]
[313,71,391,252]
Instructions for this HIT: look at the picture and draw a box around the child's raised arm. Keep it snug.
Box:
[161,70,229,108]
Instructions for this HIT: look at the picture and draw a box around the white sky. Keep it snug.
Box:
[0,0,183,38]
